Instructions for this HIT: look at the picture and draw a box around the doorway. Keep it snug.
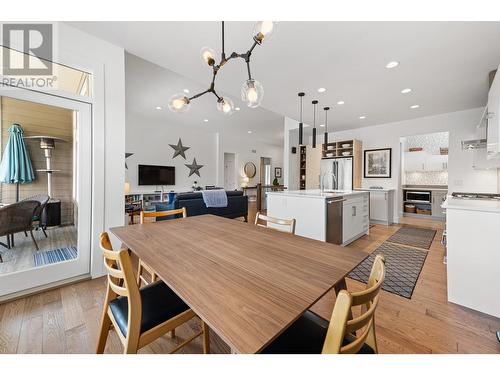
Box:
[0,89,92,297]
[224,152,237,191]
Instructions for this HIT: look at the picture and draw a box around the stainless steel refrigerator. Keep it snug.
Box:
[320,157,353,190]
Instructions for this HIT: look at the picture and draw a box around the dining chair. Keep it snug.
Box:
[137,207,187,286]
[96,232,209,354]
[254,212,296,234]
[262,254,385,354]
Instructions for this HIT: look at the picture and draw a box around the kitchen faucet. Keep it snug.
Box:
[320,171,337,192]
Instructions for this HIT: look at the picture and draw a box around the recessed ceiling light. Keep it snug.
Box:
[155,106,162,110]
[410,104,420,109]
[203,118,209,122]
[401,88,412,94]
[235,107,240,111]
[183,89,190,94]
[359,116,366,119]
[319,124,325,127]
[337,101,345,105]
[385,61,399,69]
[318,88,326,93]
[247,130,252,134]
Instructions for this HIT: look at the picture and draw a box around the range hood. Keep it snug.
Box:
[462,138,487,150]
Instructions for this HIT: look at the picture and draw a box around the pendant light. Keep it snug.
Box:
[312,100,318,148]
[323,106,330,145]
[298,92,305,145]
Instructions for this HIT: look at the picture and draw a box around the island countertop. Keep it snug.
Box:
[266,189,368,200]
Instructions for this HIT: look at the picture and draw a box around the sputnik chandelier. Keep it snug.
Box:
[168,21,276,115]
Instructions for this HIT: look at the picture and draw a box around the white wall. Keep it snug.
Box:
[126,114,284,192]
[126,113,218,191]
[57,23,126,277]
[287,107,499,221]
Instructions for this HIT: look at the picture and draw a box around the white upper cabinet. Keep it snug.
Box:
[487,67,500,159]
[404,151,448,172]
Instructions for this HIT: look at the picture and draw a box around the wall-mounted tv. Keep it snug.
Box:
[138,164,175,185]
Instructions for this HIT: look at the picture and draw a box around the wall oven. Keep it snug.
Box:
[404,190,431,203]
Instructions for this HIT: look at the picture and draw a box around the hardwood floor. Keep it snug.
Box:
[0,203,499,354]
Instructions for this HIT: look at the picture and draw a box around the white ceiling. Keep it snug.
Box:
[69,21,500,133]
[125,53,284,145]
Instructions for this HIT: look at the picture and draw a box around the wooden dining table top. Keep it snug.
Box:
[110,214,367,353]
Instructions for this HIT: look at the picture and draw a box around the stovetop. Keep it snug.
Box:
[451,192,500,200]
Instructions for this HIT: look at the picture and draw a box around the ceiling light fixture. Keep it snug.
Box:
[359,115,366,119]
[385,61,399,69]
[410,104,420,109]
[312,100,318,149]
[401,88,412,94]
[247,130,252,134]
[168,21,275,115]
[235,107,240,111]
[298,92,305,145]
[323,107,330,145]
[320,124,325,127]
[183,89,190,94]
[155,106,162,110]
[337,101,345,105]
[318,88,326,93]
[203,119,209,122]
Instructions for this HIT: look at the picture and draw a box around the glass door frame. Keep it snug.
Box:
[0,87,92,297]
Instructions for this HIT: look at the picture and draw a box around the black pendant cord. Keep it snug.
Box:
[324,106,330,145]
[312,100,318,148]
[298,92,305,145]
[187,21,260,103]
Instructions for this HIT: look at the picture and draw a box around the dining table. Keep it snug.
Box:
[110,214,367,353]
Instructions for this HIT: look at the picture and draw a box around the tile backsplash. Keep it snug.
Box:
[405,171,448,186]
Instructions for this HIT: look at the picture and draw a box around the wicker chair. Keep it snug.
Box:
[0,201,41,258]
[23,194,50,237]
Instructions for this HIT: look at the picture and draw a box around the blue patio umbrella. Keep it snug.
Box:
[0,124,36,202]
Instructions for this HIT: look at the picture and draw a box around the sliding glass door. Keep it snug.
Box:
[0,88,92,297]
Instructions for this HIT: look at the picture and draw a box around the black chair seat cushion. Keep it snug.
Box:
[109,281,190,337]
[262,310,374,354]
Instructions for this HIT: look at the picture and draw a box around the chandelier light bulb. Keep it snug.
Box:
[217,97,235,115]
[200,46,216,66]
[241,79,264,108]
[168,93,190,113]
[253,21,276,44]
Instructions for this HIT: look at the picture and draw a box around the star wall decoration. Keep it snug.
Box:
[185,158,204,177]
[125,153,134,169]
[169,138,190,159]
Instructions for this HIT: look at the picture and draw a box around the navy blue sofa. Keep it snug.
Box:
[173,190,248,222]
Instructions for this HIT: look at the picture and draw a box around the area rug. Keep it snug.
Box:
[348,242,428,299]
[386,226,436,250]
[34,246,78,267]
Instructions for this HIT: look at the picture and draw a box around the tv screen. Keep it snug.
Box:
[138,165,175,185]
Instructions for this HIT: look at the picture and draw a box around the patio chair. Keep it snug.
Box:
[23,194,50,237]
[0,200,41,253]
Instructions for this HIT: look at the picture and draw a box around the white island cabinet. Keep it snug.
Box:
[354,188,395,225]
[266,190,369,246]
[444,197,500,318]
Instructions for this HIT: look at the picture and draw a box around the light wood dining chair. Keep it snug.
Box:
[137,207,187,286]
[254,212,296,234]
[96,232,209,354]
[262,254,385,354]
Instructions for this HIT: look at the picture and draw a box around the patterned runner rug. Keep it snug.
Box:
[34,246,78,267]
[386,226,436,250]
[348,242,428,299]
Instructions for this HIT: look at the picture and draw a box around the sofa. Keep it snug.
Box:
[173,190,248,221]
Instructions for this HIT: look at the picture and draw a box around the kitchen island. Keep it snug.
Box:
[444,195,500,318]
[266,189,369,246]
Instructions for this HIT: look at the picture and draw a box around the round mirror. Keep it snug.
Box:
[244,162,256,178]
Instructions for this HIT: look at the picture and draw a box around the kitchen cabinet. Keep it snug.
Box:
[404,151,448,172]
[342,194,369,245]
[431,190,447,218]
[355,189,394,225]
[305,145,322,189]
[487,66,500,159]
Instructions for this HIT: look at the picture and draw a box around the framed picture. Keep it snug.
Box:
[274,167,282,178]
[364,148,392,178]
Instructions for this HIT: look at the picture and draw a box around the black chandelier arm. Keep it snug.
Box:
[246,60,252,80]
[221,21,226,62]
[188,88,211,101]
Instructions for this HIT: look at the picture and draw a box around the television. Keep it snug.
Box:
[138,165,175,185]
